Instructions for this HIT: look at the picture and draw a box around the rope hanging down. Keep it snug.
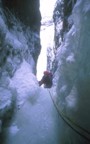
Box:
[48,90,90,142]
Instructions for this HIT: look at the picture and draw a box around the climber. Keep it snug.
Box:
[39,71,53,88]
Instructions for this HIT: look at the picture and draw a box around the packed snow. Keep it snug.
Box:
[9,60,39,107]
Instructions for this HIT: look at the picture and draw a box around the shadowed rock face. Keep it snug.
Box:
[2,0,41,31]
[53,0,77,44]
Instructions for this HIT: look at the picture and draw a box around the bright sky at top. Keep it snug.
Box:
[37,0,56,80]
[40,0,56,18]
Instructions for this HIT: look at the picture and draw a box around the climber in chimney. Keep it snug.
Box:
[39,71,53,88]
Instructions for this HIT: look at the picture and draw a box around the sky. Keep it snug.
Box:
[37,0,56,80]
[40,0,56,19]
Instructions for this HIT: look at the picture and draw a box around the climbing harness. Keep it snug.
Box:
[48,90,90,142]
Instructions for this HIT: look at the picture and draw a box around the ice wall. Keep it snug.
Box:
[0,0,41,141]
[53,0,90,143]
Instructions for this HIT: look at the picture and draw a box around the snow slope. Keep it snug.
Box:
[3,88,61,144]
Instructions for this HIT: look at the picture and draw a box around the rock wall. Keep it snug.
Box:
[1,0,41,68]
[52,0,77,73]
[0,1,41,142]
[53,0,90,143]
[2,0,41,32]
[53,0,77,48]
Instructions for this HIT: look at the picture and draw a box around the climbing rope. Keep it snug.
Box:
[48,90,90,142]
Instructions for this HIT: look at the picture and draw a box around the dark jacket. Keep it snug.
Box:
[39,72,53,88]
